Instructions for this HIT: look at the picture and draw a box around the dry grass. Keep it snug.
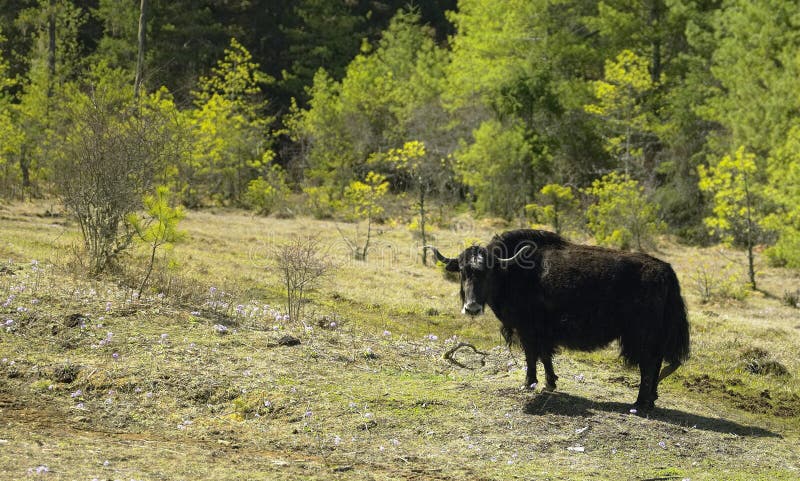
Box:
[1,200,799,480]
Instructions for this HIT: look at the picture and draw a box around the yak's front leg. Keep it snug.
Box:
[541,354,559,391]
[520,341,539,389]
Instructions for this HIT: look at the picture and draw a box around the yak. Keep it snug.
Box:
[426,229,690,412]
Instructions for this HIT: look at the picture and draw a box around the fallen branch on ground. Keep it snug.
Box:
[443,342,488,369]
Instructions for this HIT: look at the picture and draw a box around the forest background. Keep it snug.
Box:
[2,0,800,280]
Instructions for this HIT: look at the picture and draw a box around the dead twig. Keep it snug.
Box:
[443,342,488,369]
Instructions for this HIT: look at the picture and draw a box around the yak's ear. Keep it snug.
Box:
[445,258,460,272]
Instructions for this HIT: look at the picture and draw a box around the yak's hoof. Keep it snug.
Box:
[524,381,539,390]
[631,400,655,414]
[543,382,557,392]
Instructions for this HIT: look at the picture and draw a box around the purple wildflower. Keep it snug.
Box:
[98,331,113,347]
[27,465,49,475]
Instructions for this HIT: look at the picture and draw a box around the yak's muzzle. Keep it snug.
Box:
[462,302,484,316]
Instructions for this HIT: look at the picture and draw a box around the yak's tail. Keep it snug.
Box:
[660,267,691,380]
[658,361,681,381]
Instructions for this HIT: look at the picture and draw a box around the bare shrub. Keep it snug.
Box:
[782,289,799,308]
[52,71,183,273]
[273,235,332,323]
[691,266,715,304]
[689,263,749,303]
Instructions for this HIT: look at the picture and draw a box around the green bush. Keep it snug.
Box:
[582,172,663,251]
[456,119,536,219]
[243,165,290,216]
[128,186,186,297]
[302,185,337,219]
[337,172,388,260]
[525,183,579,235]
[765,229,800,268]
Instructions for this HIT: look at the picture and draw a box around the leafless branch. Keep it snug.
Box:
[443,342,488,369]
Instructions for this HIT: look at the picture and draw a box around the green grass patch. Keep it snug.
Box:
[1,201,799,480]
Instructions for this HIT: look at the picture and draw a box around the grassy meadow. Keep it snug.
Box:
[1,200,799,480]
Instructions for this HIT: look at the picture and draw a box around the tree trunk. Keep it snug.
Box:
[138,241,158,299]
[47,0,56,100]
[134,0,148,100]
[649,0,663,85]
[19,147,31,190]
[284,268,293,320]
[419,186,427,265]
[743,172,757,290]
[361,216,372,261]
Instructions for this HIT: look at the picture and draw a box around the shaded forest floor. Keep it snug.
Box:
[1,201,799,480]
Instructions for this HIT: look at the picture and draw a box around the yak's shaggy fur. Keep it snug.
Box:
[432,229,691,411]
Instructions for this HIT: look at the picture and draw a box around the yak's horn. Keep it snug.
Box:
[497,245,531,265]
[424,245,454,264]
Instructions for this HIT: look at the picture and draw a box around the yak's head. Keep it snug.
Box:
[425,243,532,316]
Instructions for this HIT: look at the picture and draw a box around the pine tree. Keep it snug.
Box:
[698,147,769,289]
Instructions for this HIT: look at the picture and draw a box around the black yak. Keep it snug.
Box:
[426,229,690,412]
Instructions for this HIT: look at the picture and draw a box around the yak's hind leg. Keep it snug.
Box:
[650,356,663,401]
[541,355,558,391]
[634,355,662,412]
